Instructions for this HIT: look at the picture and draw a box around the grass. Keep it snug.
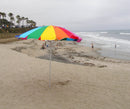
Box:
[0,33,21,39]
[0,28,34,43]
[0,33,21,43]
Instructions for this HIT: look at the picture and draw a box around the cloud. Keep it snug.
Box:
[0,0,130,31]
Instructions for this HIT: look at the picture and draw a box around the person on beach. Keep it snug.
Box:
[115,43,117,48]
[41,41,48,49]
[45,41,46,47]
[41,41,47,49]
[91,42,94,48]
[41,43,45,49]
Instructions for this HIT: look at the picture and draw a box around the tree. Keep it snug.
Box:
[2,12,6,19]
[1,12,6,27]
[0,19,13,28]
[27,20,32,27]
[0,12,2,20]
[27,19,30,27]
[0,12,2,27]
[11,17,15,25]
[8,13,13,27]
[21,17,25,27]
[0,12,7,27]
[16,15,21,27]
[8,13,13,21]
[0,12,3,27]
[0,11,37,28]
[32,21,36,27]
[25,17,28,27]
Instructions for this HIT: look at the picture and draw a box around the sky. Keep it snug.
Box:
[0,0,130,31]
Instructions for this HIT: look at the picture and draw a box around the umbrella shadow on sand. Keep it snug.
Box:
[37,54,71,64]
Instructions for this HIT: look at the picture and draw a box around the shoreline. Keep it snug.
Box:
[1,38,130,63]
[97,47,130,61]
[1,39,130,64]
[78,42,130,62]
[1,39,127,73]
[12,39,130,63]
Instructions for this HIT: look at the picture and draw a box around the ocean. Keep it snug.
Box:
[75,30,130,60]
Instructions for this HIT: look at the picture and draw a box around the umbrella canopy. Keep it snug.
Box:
[16,25,82,42]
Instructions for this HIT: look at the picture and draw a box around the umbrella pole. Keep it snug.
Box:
[49,42,52,88]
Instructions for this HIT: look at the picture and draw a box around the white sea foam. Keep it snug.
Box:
[100,32,108,34]
[88,34,130,45]
[76,32,130,45]
[120,33,130,35]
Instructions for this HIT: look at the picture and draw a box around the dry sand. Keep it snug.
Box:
[0,39,130,109]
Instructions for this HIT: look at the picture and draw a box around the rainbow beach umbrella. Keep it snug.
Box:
[16,25,82,42]
[16,25,82,87]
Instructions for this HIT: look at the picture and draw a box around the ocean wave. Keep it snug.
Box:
[78,32,130,45]
[90,35,130,45]
[120,33,130,35]
[100,32,108,34]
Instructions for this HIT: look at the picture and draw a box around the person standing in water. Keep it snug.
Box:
[115,43,117,48]
[91,42,94,48]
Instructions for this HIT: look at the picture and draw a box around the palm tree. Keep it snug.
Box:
[26,19,31,27]
[16,15,20,20]
[8,13,13,27]
[25,17,28,27]
[0,12,6,27]
[28,20,36,27]
[0,12,3,27]
[2,12,6,27]
[16,20,20,27]
[2,12,6,19]
[19,17,22,27]
[21,17,25,27]
[8,13,13,20]
[0,12,2,19]
[16,15,20,27]
[11,16,15,26]
[0,12,37,28]
[27,20,32,27]
[32,21,36,27]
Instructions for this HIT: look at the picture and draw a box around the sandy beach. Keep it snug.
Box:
[0,39,130,109]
